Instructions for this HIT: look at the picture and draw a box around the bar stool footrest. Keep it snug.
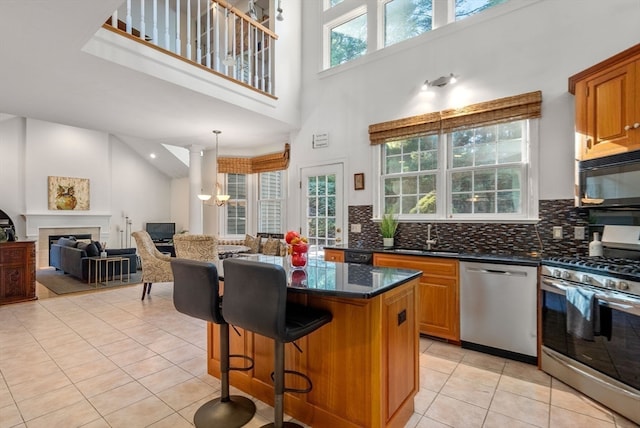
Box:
[270,369,313,394]
[229,354,254,372]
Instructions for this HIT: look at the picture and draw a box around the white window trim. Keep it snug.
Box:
[217,172,254,240]
[374,118,539,223]
[323,5,368,70]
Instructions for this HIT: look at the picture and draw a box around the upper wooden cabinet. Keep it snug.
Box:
[570,44,640,160]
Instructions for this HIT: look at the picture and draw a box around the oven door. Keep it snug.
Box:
[540,277,640,390]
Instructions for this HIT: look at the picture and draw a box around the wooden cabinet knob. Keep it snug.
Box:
[634,122,640,129]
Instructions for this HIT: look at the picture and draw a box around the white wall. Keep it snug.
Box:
[0,117,173,248]
[291,0,640,222]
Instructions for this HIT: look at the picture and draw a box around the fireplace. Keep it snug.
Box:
[22,212,111,268]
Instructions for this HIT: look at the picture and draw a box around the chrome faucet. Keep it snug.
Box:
[425,224,437,250]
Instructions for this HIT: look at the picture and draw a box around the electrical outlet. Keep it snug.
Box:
[574,226,585,240]
[350,224,361,233]
[553,226,563,240]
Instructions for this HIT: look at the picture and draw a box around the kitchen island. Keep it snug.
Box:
[208,255,422,428]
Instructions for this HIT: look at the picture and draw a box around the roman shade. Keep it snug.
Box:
[218,143,290,174]
[369,90,542,145]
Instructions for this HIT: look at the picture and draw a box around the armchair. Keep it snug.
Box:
[132,230,173,300]
[173,234,218,261]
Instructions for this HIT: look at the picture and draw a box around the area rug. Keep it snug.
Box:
[36,268,142,295]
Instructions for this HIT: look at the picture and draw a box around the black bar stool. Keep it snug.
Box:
[222,259,333,428]
[171,258,256,428]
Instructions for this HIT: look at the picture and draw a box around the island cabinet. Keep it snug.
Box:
[0,241,37,305]
[374,253,460,343]
[323,248,344,262]
[208,270,420,428]
[570,43,640,160]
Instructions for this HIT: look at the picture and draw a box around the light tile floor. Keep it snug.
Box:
[0,280,637,428]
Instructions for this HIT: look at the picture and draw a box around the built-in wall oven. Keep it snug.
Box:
[541,225,640,424]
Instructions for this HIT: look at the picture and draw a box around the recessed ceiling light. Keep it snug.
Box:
[150,153,156,159]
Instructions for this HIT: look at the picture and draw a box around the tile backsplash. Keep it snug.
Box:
[347,200,590,258]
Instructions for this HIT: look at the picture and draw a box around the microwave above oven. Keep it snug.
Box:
[579,150,640,208]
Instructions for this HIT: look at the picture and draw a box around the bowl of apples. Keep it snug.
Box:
[285,230,309,269]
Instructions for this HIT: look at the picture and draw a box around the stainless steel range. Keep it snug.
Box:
[541,225,640,424]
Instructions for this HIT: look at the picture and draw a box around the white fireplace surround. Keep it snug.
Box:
[23,212,112,240]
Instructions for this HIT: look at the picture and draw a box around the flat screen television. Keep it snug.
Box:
[146,222,175,242]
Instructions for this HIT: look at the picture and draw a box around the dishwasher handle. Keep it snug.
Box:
[465,267,528,277]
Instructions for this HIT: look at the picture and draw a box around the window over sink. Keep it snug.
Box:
[372,91,541,222]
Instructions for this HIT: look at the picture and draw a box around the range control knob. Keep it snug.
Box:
[605,279,617,289]
[618,281,629,291]
[562,271,572,280]
[553,269,562,278]
[581,275,591,284]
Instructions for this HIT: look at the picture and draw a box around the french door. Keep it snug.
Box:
[300,163,344,253]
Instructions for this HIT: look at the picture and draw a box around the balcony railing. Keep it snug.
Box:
[104,0,278,97]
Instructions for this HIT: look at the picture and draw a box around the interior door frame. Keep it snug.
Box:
[297,159,347,248]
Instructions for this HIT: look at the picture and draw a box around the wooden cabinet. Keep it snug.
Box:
[374,253,459,342]
[208,278,420,427]
[570,44,640,160]
[324,248,344,262]
[0,241,37,305]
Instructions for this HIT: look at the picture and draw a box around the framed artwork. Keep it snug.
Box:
[48,176,90,210]
[354,173,365,190]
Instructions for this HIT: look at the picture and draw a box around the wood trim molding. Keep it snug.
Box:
[568,43,640,94]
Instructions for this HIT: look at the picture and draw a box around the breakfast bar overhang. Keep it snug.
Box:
[207,256,422,428]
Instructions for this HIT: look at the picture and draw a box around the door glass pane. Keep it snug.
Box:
[304,169,341,250]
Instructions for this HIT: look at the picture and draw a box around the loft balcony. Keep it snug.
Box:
[104,0,278,97]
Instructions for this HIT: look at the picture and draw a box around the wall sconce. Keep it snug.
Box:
[421,73,458,91]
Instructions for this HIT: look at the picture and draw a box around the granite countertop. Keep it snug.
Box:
[325,245,541,267]
[216,254,422,299]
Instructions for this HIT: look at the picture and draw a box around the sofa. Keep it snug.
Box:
[218,233,288,257]
[50,237,138,282]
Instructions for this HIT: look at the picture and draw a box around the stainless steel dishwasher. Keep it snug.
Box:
[460,261,538,364]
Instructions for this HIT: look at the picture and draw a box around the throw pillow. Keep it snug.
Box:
[278,241,288,257]
[244,234,261,254]
[262,237,280,256]
[77,242,100,257]
[58,237,78,247]
[92,241,103,252]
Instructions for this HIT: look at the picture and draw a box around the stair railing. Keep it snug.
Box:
[105,0,277,97]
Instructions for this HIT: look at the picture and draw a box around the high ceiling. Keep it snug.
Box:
[0,0,296,177]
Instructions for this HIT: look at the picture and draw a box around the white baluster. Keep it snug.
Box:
[267,34,272,94]
[139,0,145,40]
[186,0,191,59]
[213,4,219,70]
[175,0,181,55]
[153,0,158,44]
[253,26,258,88]
[223,8,229,73]
[126,0,132,33]
[111,10,118,29]
[196,0,202,64]
[164,0,170,50]
[260,31,265,90]
[205,0,211,68]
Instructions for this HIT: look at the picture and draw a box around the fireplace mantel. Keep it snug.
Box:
[22,212,112,239]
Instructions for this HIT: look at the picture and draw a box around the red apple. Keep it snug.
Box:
[285,230,299,244]
[293,242,308,253]
[291,252,307,267]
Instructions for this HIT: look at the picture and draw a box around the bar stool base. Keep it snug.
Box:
[194,396,256,428]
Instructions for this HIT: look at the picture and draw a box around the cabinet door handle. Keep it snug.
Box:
[586,138,592,149]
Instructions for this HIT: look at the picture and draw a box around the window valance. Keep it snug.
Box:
[369,90,542,145]
[218,143,290,174]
